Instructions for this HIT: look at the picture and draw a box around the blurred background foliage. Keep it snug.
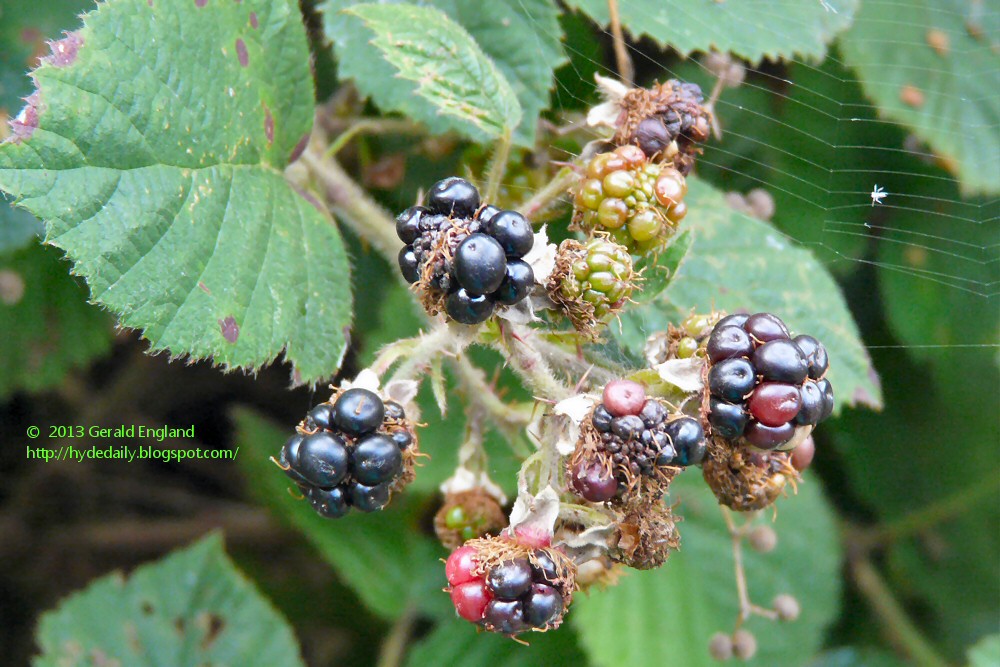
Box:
[0,0,996,665]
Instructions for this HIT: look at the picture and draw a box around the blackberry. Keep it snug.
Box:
[454,233,507,296]
[572,145,687,252]
[664,417,705,465]
[493,260,534,306]
[476,204,501,226]
[296,432,350,488]
[395,206,426,244]
[704,312,835,453]
[570,459,618,502]
[591,405,614,432]
[398,246,420,284]
[548,236,637,335]
[611,414,644,440]
[603,379,647,417]
[275,384,419,519]
[445,536,576,634]
[428,177,480,218]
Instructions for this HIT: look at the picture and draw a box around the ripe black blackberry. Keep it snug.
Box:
[275,388,418,519]
[445,535,576,635]
[394,178,535,325]
[704,312,833,453]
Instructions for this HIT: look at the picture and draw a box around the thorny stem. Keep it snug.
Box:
[484,128,513,204]
[850,558,950,667]
[721,507,778,628]
[607,0,634,86]
[517,166,577,222]
[498,322,572,401]
[451,355,533,438]
[376,605,418,667]
[385,324,464,385]
[323,118,425,159]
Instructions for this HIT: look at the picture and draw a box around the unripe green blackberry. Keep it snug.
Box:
[547,235,637,336]
[572,145,688,253]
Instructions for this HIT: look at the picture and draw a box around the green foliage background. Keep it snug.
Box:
[0,0,995,665]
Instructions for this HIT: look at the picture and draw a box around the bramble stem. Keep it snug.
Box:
[498,322,572,401]
[849,557,950,667]
[376,605,417,667]
[517,167,577,222]
[451,355,533,438]
[387,323,475,386]
[323,118,425,159]
[607,0,634,86]
[484,128,513,203]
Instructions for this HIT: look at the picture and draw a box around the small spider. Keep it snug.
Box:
[870,184,887,207]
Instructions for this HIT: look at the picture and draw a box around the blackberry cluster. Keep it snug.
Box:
[705,313,834,451]
[571,380,705,503]
[446,540,574,635]
[614,80,712,175]
[395,177,535,325]
[434,489,507,550]
[278,388,416,518]
[573,145,687,254]
[547,235,636,335]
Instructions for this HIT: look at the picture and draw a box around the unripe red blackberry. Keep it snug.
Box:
[444,535,576,635]
[548,235,637,336]
[572,146,688,253]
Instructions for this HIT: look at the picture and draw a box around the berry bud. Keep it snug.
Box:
[732,629,757,660]
[773,594,801,621]
[548,236,636,336]
[709,632,734,661]
[747,525,777,553]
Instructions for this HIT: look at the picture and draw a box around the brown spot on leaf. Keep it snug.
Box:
[195,0,207,6]
[174,616,186,636]
[263,104,274,145]
[141,601,155,615]
[925,28,949,56]
[43,31,83,68]
[250,11,259,29]
[899,84,925,109]
[235,38,249,67]
[289,132,310,163]
[198,281,211,295]
[219,316,239,343]
[9,91,41,142]
[198,612,225,650]
[292,185,324,214]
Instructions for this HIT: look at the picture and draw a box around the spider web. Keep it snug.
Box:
[518,0,999,353]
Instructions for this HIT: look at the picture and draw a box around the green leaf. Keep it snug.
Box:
[572,470,842,667]
[231,407,450,620]
[0,243,110,398]
[615,178,883,412]
[407,617,590,667]
[968,634,1000,667]
[838,0,1000,195]
[0,0,352,384]
[33,534,304,667]
[326,1,526,143]
[634,229,692,301]
[0,0,92,253]
[562,0,858,62]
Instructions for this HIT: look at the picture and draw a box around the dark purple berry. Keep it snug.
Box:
[333,388,385,437]
[794,335,829,379]
[591,405,614,432]
[487,559,533,600]
[654,441,677,466]
[636,117,671,156]
[308,486,349,519]
[818,378,835,421]
[445,288,494,324]
[485,210,534,258]
[297,432,350,488]
[744,421,795,450]
[428,177,480,218]
[493,260,534,306]
[384,400,406,420]
[752,339,808,384]
[280,434,307,483]
[398,246,420,284]
[744,313,790,342]
[664,417,705,466]
[307,404,334,430]
[395,206,426,244]
[707,325,754,363]
[639,399,668,427]
[390,429,413,449]
[483,599,527,635]
[454,234,507,296]
[523,584,563,628]
[352,434,403,485]
[708,358,756,402]
[611,415,644,440]
[571,459,618,502]
[476,204,501,225]
[532,552,559,583]
[795,381,824,425]
[349,481,392,512]
[708,397,749,439]
[716,313,750,329]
